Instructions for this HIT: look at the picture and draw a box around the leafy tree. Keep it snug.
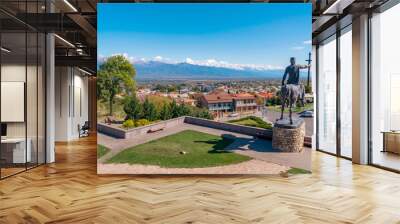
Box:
[97,55,136,115]
[192,86,201,92]
[123,96,143,120]
[167,85,177,93]
[142,98,158,121]
[179,104,191,116]
[255,96,265,106]
[190,107,213,120]
[154,84,167,92]
[159,103,171,120]
[169,100,180,118]
[147,95,172,111]
[199,110,213,120]
[266,96,282,106]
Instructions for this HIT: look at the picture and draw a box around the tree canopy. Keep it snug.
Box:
[97,55,136,115]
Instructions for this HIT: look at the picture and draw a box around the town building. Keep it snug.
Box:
[231,93,259,115]
[200,93,259,118]
[199,93,233,118]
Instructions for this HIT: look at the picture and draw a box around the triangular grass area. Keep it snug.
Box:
[107,130,251,168]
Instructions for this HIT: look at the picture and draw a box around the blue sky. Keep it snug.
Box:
[98,3,311,69]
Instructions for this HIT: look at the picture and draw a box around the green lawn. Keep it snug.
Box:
[287,167,311,174]
[97,145,111,158]
[267,103,313,113]
[107,130,251,168]
[228,116,272,129]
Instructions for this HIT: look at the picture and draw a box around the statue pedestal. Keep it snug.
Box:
[272,118,305,152]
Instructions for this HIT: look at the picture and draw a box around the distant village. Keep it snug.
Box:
[136,80,314,120]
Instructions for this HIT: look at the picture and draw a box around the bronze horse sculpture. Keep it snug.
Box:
[279,84,305,124]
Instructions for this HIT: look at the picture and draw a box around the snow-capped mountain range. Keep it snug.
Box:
[98,56,307,80]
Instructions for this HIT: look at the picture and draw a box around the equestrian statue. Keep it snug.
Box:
[279,57,310,124]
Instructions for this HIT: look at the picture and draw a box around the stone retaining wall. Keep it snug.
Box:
[184,116,273,139]
[98,116,310,147]
[97,117,186,139]
[97,123,126,139]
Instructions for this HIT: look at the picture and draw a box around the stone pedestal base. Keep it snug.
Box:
[272,118,305,152]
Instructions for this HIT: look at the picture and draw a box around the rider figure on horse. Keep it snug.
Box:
[282,57,309,86]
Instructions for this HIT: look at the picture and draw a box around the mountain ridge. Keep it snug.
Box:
[133,60,290,80]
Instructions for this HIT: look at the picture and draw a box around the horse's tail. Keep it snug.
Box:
[281,84,291,107]
[300,84,306,105]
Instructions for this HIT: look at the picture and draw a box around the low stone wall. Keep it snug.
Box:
[97,117,186,139]
[97,123,126,139]
[184,116,273,139]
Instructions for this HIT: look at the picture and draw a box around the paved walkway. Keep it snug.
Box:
[98,160,288,175]
[224,137,311,170]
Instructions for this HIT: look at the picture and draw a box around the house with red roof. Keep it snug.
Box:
[200,92,259,118]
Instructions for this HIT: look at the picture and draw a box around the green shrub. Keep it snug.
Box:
[135,119,150,127]
[142,98,158,121]
[123,96,143,120]
[122,119,135,129]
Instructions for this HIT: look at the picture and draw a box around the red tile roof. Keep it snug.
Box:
[202,93,233,103]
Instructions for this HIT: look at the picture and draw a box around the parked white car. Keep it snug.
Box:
[299,110,314,118]
[228,113,239,117]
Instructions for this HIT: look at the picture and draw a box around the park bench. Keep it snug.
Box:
[147,127,164,133]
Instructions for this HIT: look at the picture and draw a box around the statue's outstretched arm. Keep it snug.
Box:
[298,64,311,69]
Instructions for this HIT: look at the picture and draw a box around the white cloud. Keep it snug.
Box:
[153,55,163,61]
[152,55,178,63]
[291,46,305,51]
[108,53,136,63]
[303,40,312,45]
[184,58,283,70]
[98,53,147,64]
[185,58,194,64]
